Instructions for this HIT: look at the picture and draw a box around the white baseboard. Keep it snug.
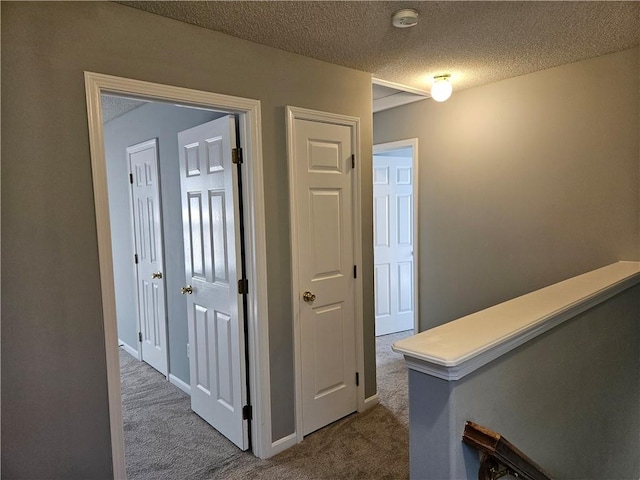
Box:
[169,374,191,395]
[269,432,297,457]
[118,339,138,359]
[363,393,379,410]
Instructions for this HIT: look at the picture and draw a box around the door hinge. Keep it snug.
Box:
[351,154,355,169]
[242,404,253,420]
[232,147,243,165]
[138,332,142,343]
[353,265,357,279]
[134,254,139,264]
[238,278,249,295]
[356,372,360,387]
[129,173,133,184]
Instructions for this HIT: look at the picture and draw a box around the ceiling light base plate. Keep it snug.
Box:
[392,9,419,29]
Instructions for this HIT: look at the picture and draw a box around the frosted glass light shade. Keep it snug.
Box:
[431,76,452,102]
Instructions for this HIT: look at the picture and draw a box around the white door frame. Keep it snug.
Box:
[286,106,367,446]
[373,138,419,334]
[84,72,273,478]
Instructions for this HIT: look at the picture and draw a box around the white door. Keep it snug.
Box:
[178,116,248,450]
[373,153,414,336]
[292,118,358,436]
[128,139,168,375]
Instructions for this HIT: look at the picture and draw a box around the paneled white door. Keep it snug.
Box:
[292,118,357,436]
[178,116,248,450]
[128,139,168,375]
[373,154,414,336]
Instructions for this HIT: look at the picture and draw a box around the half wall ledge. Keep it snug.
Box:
[392,261,640,381]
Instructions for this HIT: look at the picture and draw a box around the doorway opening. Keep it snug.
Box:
[85,72,272,478]
[373,139,419,338]
[103,95,253,471]
[105,97,230,383]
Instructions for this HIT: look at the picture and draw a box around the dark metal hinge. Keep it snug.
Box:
[353,265,357,279]
[134,254,139,264]
[356,372,360,386]
[351,154,355,169]
[138,332,142,343]
[129,173,133,184]
[238,278,249,295]
[242,404,253,420]
[232,147,243,165]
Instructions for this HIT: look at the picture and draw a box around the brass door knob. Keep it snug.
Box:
[152,272,163,279]
[302,291,316,303]
[180,285,193,295]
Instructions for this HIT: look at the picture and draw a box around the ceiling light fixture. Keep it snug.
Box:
[392,9,419,28]
[431,74,453,102]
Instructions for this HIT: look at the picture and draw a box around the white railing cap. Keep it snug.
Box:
[393,261,640,380]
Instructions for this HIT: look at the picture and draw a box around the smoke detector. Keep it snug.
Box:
[392,9,419,28]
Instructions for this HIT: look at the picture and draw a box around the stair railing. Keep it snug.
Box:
[462,421,554,480]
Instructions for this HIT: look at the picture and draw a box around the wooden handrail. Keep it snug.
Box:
[462,421,554,480]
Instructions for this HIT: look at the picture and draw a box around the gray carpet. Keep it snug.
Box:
[120,330,412,479]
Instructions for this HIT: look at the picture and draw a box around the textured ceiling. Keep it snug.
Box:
[101,95,146,123]
[118,1,640,94]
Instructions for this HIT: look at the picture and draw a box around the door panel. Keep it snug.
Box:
[397,194,412,246]
[213,311,233,408]
[178,116,248,450]
[313,303,346,396]
[209,192,228,282]
[128,139,168,375]
[374,194,390,247]
[373,154,414,336]
[293,118,357,436]
[187,193,206,278]
[193,304,210,392]
[375,263,391,317]
[398,262,413,312]
[310,189,343,277]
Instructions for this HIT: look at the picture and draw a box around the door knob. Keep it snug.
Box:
[302,291,316,303]
[180,285,193,295]
[152,272,163,279]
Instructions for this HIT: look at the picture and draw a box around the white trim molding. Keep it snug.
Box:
[394,261,640,381]
[84,72,273,476]
[373,138,420,335]
[285,106,365,444]
[363,394,379,410]
[118,340,139,360]
[168,374,191,396]
[372,77,429,96]
[372,78,428,113]
[270,433,298,457]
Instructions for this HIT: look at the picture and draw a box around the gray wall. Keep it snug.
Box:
[409,285,640,479]
[104,101,222,383]
[374,47,640,331]
[1,2,374,478]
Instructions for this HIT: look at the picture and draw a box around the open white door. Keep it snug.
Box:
[373,152,415,336]
[178,116,249,450]
[290,116,358,436]
[128,138,168,375]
